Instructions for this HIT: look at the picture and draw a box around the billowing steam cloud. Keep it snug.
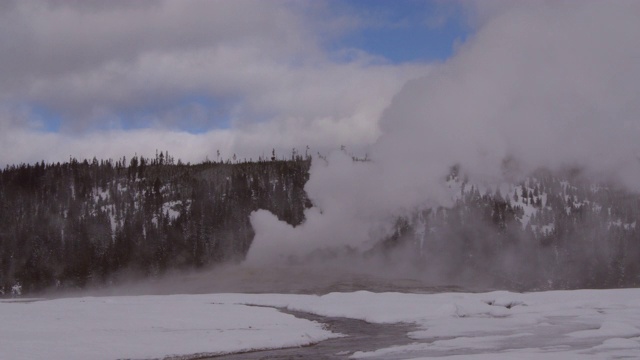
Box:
[247,1,640,265]
[248,1,640,268]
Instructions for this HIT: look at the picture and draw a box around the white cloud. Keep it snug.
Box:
[247,0,640,263]
[383,0,640,189]
[0,0,430,165]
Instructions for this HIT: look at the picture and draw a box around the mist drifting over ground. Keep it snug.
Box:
[244,1,640,287]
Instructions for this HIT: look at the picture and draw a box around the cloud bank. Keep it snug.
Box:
[247,0,640,264]
[0,0,429,166]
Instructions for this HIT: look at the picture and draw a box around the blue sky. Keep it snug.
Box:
[176,0,471,133]
[329,0,470,63]
[13,0,470,134]
[181,1,470,133]
[28,0,471,135]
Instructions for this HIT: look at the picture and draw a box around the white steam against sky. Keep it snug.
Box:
[247,0,640,264]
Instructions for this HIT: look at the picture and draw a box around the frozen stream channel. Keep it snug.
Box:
[201,307,626,360]
[202,308,419,360]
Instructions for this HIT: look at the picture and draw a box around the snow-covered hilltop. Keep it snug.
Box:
[378,167,640,291]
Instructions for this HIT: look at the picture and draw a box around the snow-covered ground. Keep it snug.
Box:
[0,295,337,360]
[2,289,640,359]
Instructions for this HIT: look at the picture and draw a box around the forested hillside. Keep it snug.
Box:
[385,167,640,290]
[2,154,640,296]
[0,153,310,294]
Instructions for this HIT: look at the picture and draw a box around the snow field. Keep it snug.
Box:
[2,288,640,359]
[0,295,337,360]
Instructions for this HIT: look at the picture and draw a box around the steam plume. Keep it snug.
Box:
[247,1,640,266]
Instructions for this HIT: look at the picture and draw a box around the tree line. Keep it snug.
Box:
[0,153,310,295]
[2,153,639,295]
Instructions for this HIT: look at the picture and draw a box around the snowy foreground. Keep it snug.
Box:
[2,289,640,360]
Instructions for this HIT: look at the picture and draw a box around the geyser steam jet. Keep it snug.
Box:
[246,1,640,267]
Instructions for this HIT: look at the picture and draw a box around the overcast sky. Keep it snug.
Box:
[0,0,470,165]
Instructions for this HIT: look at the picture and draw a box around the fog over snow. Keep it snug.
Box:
[247,0,640,264]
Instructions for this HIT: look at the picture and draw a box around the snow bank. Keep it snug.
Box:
[0,295,336,360]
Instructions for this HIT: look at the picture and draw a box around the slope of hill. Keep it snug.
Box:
[0,154,310,294]
[1,155,639,295]
[382,167,640,290]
